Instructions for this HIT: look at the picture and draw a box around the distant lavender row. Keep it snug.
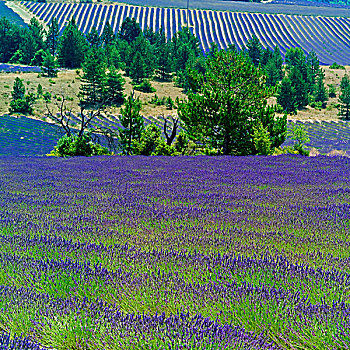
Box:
[19,1,350,65]
[0,63,41,73]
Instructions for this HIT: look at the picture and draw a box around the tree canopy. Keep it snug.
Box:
[178,49,286,155]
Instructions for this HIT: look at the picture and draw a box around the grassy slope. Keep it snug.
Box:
[0,66,348,123]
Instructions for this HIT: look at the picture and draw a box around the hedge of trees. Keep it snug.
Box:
[2,15,333,156]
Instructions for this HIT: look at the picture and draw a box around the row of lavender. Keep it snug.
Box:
[0,155,350,348]
[18,1,350,64]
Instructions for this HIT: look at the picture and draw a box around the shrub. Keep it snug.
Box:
[253,121,272,155]
[287,124,310,156]
[328,84,337,98]
[49,134,110,157]
[134,80,156,93]
[330,62,345,70]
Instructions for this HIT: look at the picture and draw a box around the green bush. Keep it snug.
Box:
[10,94,36,114]
[49,134,111,157]
[287,124,310,156]
[253,121,272,155]
[134,80,156,93]
[330,62,345,70]
[132,124,177,156]
[328,84,337,98]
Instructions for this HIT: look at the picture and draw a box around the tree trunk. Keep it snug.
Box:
[223,131,230,155]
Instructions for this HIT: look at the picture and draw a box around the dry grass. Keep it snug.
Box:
[274,65,350,122]
[0,69,186,123]
[0,65,349,124]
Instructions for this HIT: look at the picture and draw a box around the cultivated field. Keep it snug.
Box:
[0,155,350,348]
[13,1,350,65]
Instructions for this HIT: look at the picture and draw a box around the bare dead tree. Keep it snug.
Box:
[45,92,105,138]
[163,114,179,146]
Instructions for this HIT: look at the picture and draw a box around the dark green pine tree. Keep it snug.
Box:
[0,17,22,63]
[12,77,25,101]
[28,17,45,52]
[105,66,125,106]
[118,94,144,155]
[57,18,87,68]
[157,39,172,80]
[178,49,285,155]
[87,27,101,48]
[339,75,350,120]
[117,17,141,44]
[46,18,59,56]
[129,35,155,77]
[289,66,308,109]
[277,76,296,113]
[260,48,273,67]
[101,21,117,66]
[246,35,263,67]
[101,22,115,47]
[19,30,38,64]
[79,47,106,109]
[130,51,146,83]
[171,27,200,73]
[41,51,57,77]
[314,69,327,105]
[307,50,320,92]
[265,46,283,86]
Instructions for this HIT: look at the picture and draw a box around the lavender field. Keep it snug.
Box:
[18,1,350,65]
[0,155,350,349]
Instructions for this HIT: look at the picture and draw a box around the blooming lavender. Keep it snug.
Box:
[0,155,350,349]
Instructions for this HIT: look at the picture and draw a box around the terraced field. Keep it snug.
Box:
[14,1,350,65]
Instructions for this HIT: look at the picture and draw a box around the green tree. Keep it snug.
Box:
[306,50,320,92]
[57,18,87,68]
[0,17,22,62]
[287,123,310,155]
[28,17,45,52]
[46,18,59,56]
[285,48,309,90]
[133,124,175,156]
[18,30,37,64]
[156,32,172,80]
[171,27,200,73]
[101,21,117,66]
[10,77,35,114]
[30,48,46,66]
[265,45,283,86]
[314,69,327,105]
[117,17,141,44]
[277,76,296,113]
[12,77,25,101]
[289,66,308,109]
[41,51,57,77]
[105,66,125,106]
[86,27,101,48]
[130,51,146,83]
[247,35,263,67]
[178,49,286,155]
[118,94,144,155]
[253,120,272,155]
[339,75,350,120]
[79,47,107,109]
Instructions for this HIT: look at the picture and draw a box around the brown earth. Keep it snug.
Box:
[0,65,349,124]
